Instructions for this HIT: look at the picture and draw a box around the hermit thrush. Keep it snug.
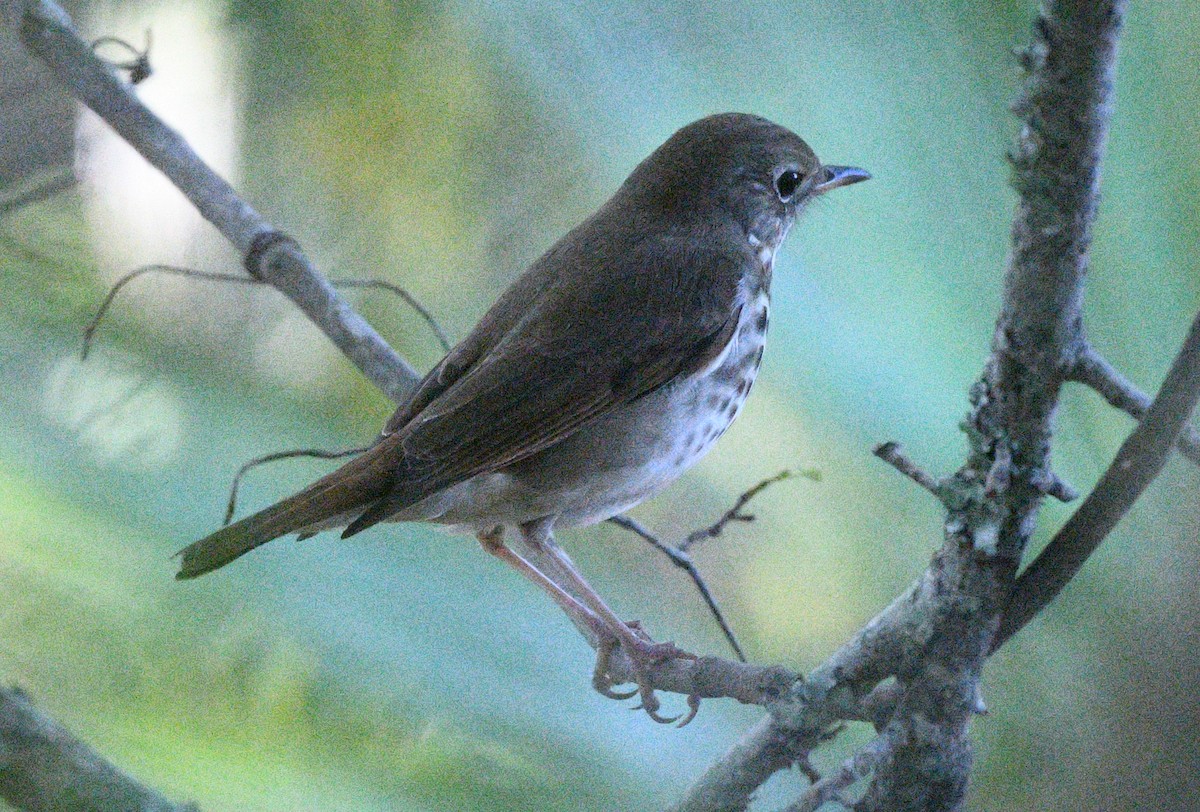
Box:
[178,113,868,723]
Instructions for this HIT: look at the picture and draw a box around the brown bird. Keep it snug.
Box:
[177,113,868,723]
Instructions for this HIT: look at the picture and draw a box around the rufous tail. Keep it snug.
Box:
[175,452,393,579]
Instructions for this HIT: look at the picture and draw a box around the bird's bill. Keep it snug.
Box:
[813,165,871,194]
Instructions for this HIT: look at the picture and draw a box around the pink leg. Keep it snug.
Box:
[517,517,699,726]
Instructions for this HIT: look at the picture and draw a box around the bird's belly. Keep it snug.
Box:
[415,292,769,532]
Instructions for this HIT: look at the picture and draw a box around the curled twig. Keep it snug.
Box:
[82,264,450,359]
[90,30,152,84]
[223,446,368,524]
[329,277,452,352]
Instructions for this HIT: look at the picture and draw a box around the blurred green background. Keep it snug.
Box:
[3,0,1199,809]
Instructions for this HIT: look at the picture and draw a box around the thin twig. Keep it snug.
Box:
[608,514,746,662]
[330,277,452,352]
[224,446,368,524]
[608,470,803,662]
[872,442,942,498]
[82,265,257,358]
[81,264,450,359]
[1070,343,1200,465]
[681,469,802,552]
[995,307,1200,650]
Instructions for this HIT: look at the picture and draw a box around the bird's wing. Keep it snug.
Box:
[343,228,747,535]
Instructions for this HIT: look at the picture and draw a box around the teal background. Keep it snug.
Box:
[2,1,1198,809]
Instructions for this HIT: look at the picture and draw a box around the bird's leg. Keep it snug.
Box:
[477,526,609,640]
[517,517,698,726]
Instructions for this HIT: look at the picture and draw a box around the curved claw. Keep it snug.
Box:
[639,704,683,725]
[596,680,639,700]
[588,619,701,725]
[675,694,701,728]
[633,691,701,726]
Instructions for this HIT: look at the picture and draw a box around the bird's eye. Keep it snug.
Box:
[774,169,802,202]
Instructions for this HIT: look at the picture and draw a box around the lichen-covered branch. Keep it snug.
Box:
[857,2,1126,808]
[0,686,196,812]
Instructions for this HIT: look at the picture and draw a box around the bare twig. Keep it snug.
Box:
[608,514,746,662]
[0,685,197,812]
[872,441,942,498]
[995,308,1200,649]
[680,469,800,552]
[82,265,257,358]
[1070,343,1200,465]
[608,470,802,663]
[81,264,451,359]
[223,446,367,524]
[19,0,419,402]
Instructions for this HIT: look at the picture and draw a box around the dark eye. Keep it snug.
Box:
[774,169,802,202]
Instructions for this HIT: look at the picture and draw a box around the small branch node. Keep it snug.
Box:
[783,730,895,812]
[983,442,1012,497]
[243,229,299,280]
[1031,468,1079,502]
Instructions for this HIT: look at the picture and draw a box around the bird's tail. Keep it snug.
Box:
[175,451,393,579]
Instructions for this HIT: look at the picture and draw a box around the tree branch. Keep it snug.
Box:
[0,685,196,812]
[1070,343,1200,465]
[855,3,1126,808]
[995,309,1200,649]
[15,0,419,402]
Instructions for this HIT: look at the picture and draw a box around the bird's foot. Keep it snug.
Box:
[591,620,700,726]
